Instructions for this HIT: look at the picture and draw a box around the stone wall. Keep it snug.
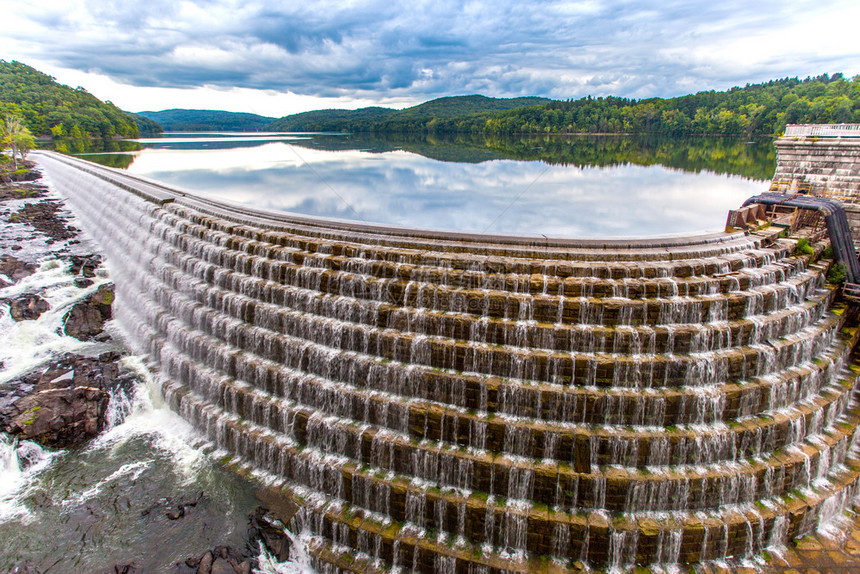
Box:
[773,136,860,238]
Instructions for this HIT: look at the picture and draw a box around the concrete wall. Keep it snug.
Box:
[773,136,860,239]
[34,150,860,571]
[773,137,860,198]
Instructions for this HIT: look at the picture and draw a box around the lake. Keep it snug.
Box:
[62,132,775,238]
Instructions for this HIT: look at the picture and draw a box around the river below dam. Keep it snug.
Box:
[0,170,313,572]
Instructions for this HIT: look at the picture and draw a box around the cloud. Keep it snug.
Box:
[1,0,858,114]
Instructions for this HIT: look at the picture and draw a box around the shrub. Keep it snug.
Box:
[827,262,848,285]
[795,238,814,256]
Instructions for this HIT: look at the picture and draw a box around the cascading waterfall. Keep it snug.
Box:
[33,150,860,572]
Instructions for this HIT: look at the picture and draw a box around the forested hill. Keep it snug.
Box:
[128,113,163,136]
[137,109,275,132]
[265,95,550,131]
[0,60,139,138]
[482,74,859,136]
[268,75,859,137]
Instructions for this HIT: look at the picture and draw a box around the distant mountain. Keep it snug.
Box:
[137,109,276,132]
[0,60,138,138]
[267,107,395,132]
[265,95,551,132]
[398,95,551,118]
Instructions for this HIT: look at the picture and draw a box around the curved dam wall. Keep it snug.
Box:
[34,151,860,572]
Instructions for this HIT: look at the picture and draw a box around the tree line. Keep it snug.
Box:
[0,60,139,139]
[266,74,859,137]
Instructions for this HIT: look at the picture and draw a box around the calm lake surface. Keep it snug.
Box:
[69,133,775,238]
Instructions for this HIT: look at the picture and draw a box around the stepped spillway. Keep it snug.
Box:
[34,151,860,572]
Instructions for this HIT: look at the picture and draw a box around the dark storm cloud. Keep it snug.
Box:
[2,0,858,102]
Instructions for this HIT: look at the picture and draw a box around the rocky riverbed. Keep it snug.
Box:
[0,161,310,573]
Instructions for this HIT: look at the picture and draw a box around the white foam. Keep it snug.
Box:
[0,434,60,521]
[85,357,208,484]
[0,258,111,384]
[254,531,316,574]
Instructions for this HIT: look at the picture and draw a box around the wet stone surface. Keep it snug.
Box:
[0,352,135,448]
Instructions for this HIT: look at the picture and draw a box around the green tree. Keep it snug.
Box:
[1,114,35,168]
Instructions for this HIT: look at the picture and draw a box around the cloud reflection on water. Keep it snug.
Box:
[126,138,762,238]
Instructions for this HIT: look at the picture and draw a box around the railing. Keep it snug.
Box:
[784,124,860,138]
[770,180,811,194]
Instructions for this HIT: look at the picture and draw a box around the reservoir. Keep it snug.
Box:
[73,132,775,237]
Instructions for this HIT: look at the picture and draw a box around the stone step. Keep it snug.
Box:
[161,207,799,288]
[112,234,852,428]
[162,371,860,567]
[151,304,854,469]
[137,296,857,498]
[153,207,804,293]
[95,198,823,331]
[138,258,842,393]
[147,217,818,327]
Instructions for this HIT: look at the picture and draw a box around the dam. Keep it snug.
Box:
[32,146,860,571]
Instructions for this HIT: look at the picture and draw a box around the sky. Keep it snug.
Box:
[1,0,858,118]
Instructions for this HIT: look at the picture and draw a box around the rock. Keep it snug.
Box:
[2,385,109,448]
[7,294,50,321]
[9,560,41,573]
[12,199,76,241]
[179,546,253,574]
[68,255,102,278]
[0,254,36,284]
[140,491,204,520]
[62,283,114,341]
[167,507,185,520]
[209,558,234,574]
[0,352,137,449]
[249,506,292,562]
[197,552,213,574]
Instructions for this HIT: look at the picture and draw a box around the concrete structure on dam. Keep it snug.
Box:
[773,124,860,239]
[34,150,860,572]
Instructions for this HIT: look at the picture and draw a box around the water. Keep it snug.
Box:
[0,259,114,383]
[60,132,772,238]
[0,259,313,572]
[0,357,263,571]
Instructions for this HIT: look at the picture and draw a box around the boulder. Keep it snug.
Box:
[181,547,250,574]
[68,254,102,278]
[0,352,136,449]
[7,294,50,321]
[63,283,114,341]
[248,504,296,562]
[0,254,36,285]
[2,385,109,448]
